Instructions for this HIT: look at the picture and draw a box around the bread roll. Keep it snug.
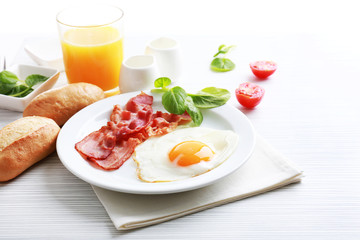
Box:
[23,83,105,126]
[0,116,60,182]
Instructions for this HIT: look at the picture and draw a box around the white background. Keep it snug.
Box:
[1,0,360,239]
[1,0,360,60]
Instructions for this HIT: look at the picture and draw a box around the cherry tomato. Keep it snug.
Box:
[235,82,265,108]
[250,61,277,79]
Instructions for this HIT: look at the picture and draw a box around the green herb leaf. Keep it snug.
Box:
[150,88,168,94]
[184,96,203,126]
[211,45,236,72]
[8,84,28,95]
[0,71,19,84]
[222,45,236,54]
[218,44,226,51]
[154,77,171,88]
[152,78,230,126]
[18,89,33,97]
[25,74,48,88]
[162,86,187,115]
[210,58,235,72]
[0,71,48,98]
[214,44,226,57]
[0,82,16,95]
[8,85,33,97]
[0,71,19,94]
[189,87,231,109]
[213,45,236,57]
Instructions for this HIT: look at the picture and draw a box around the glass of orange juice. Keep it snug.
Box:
[56,4,124,96]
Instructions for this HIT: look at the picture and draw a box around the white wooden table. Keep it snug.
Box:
[1,0,360,239]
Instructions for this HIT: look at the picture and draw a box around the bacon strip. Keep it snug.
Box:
[75,126,115,160]
[125,92,153,113]
[88,138,141,170]
[76,93,153,160]
[109,92,154,140]
[146,112,192,137]
[108,105,153,141]
[75,92,192,170]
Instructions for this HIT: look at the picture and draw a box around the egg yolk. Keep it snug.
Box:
[168,141,215,167]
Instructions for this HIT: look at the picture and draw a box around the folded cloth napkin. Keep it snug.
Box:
[92,134,303,230]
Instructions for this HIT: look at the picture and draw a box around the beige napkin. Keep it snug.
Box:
[92,135,303,230]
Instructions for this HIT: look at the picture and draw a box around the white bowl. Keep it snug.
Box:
[0,64,60,112]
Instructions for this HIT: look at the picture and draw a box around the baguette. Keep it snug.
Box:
[0,116,60,182]
[23,83,105,126]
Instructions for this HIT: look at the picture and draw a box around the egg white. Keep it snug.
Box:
[133,127,239,182]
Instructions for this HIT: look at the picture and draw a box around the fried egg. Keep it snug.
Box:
[133,127,239,182]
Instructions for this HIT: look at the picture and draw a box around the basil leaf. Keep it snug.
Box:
[221,45,236,54]
[0,82,16,94]
[8,84,28,95]
[154,77,171,88]
[0,71,19,94]
[189,87,230,109]
[0,71,47,97]
[25,74,48,88]
[213,45,236,57]
[213,44,226,57]
[150,88,168,94]
[8,85,33,97]
[218,44,226,51]
[184,96,203,126]
[210,58,235,72]
[199,87,231,97]
[0,71,19,84]
[162,86,187,115]
[19,88,34,97]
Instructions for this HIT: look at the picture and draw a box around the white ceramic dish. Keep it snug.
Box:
[145,37,182,83]
[57,91,255,194]
[0,64,60,112]
[119,55,160,93]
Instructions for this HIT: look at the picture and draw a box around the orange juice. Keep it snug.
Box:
[61,26,123,95]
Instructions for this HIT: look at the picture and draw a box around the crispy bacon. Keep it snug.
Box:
[108,105,153,141]
[147,112,192,137]
[75,93,192,170]
[125,92,153,113]
[153,111,192,126]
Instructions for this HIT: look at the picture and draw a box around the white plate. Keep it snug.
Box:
[56,91,255,194]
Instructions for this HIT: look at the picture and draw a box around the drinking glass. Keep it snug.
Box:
[57,4,124,96]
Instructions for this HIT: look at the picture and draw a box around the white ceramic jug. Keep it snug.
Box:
[119,55,160,93]
[145,37,182,83]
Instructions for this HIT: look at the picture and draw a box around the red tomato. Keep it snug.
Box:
[235,82,265,108]
[250,61,277,79]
